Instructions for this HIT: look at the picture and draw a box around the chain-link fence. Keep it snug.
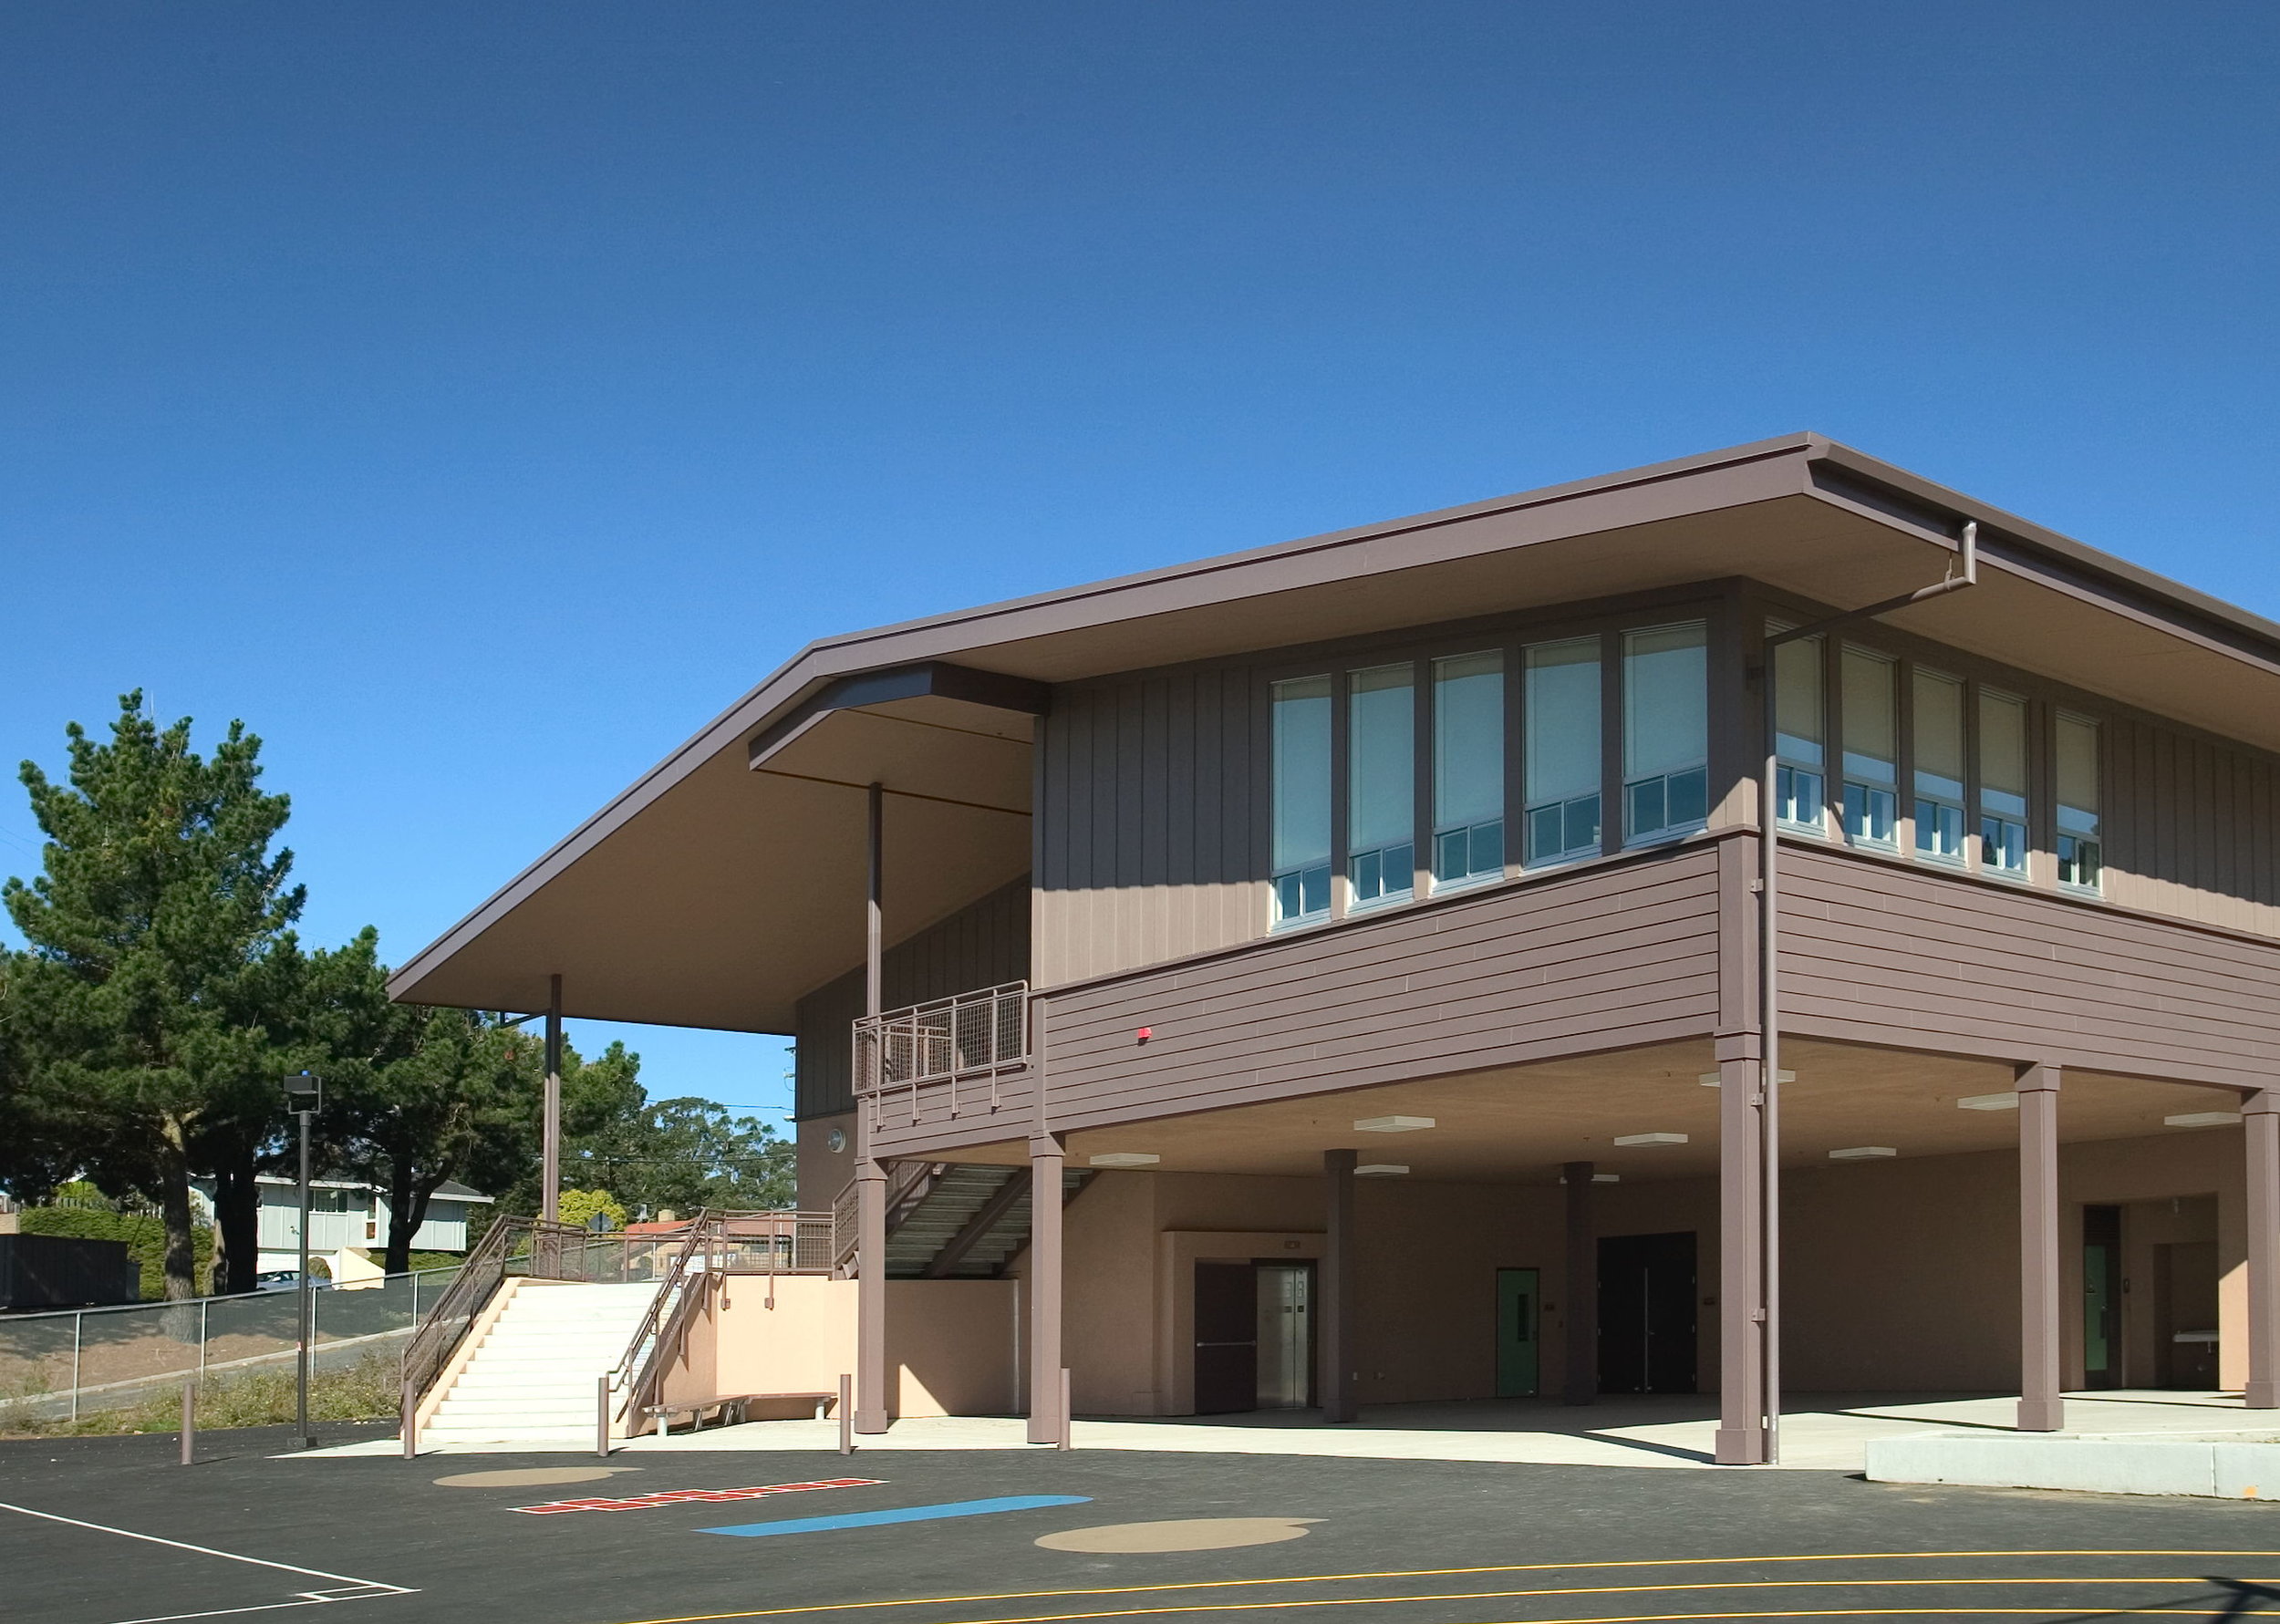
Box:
[0,1263,463,1422]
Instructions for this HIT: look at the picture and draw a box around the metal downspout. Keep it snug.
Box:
[1758,520,1976,1464]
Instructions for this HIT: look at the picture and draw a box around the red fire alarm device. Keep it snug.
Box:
[1135,1027,1153,1042]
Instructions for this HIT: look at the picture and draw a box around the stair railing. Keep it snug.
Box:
[595,1212,721,1454]
[399,1214,586,1458]
[831,1159,945,1275]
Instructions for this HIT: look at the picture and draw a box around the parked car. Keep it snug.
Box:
[254,1269,331,1292]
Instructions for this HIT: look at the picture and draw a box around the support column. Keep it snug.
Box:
[1322,1150,1357,1422]
[541,974,563,1225]
[2017,1062,2064,1433]
[1714,1040,1767,1464]
[1562,1161,1597,1407]
[854,781,890,1434]
[1027,1133,1066,1444]
[854,1153,889,1433]
[2244,1091,2280,1409]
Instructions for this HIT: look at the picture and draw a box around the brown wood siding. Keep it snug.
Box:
[1038,844,1723,1133]
[1034,669,1259,988]
[1779,843,2280,1091]
[2102,714,2280,937]
[793,875,1031,1119]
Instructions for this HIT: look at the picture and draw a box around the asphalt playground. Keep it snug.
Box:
[5,1422,2280,1624]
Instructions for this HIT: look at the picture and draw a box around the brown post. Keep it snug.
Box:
[1562,1161,1597,1406]
[854,1154,889,1433]
[2017,1062,2064,1433]
[854,782,890,1434]
[2245,1091,2280,1409]
[542,974,563,1225]
[1714,1040,1767,1464]
[1322,1149,1358,1422]
[1026,1131,1066,1444]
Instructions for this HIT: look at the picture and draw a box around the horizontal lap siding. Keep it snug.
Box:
[1035,669,1258,988]
[1780,846,2280,1090]
[1039,846,1722,1132]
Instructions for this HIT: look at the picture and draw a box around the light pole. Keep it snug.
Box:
[284,1069,322,1451]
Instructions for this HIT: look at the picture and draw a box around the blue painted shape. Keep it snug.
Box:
[700,1494,1091,1538]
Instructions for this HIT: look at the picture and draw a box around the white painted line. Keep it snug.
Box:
[0,1501,416,1620]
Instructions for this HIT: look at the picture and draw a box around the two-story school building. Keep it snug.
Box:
[390,434,2280,1464]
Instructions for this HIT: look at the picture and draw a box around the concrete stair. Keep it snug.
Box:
[420,1280,661,1449]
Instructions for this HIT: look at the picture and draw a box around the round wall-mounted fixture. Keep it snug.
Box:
[826,1127,847,1153]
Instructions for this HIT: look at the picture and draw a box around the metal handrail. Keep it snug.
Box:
[399,1215,585,1455]
[853,981,1029,1101]
[831,1160,940,1273]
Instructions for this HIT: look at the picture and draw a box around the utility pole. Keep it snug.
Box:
[284,1070,323,1451]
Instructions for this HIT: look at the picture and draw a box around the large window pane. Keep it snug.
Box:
[1433,651,1504,886]
[1523,637,1601,864]
[1271,676,1332,924]
[2056,711,2101,891]
[1840,646,1898,848]
[1912,667,1966,864]
[1623,623,1707,841]
[1772,627,1825,830]
[1977,688,2028,878]
[1347,664,1415,907]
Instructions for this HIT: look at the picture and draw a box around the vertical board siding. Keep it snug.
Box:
[1038,846,1723,1133]
[793,875,1032,1120]
[1780,844,2280,1090]
[1036,667,1260,986]
[2102,716,2280,937]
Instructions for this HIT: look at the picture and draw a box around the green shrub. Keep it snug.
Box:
[15,1207,212,1298]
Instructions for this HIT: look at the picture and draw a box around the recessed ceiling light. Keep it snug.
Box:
[1958,1093,2019,1111]
[1829,1146,1897,1161]
[1088,1152,1161,1168]
[1354,1164,1409,1177]
[1353,1115,1435,1133]
[2165,1112,2242,1129]
[1614,1133,1687,1147]
[1562,1171,1621,1184]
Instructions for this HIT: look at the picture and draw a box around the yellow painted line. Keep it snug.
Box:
[836,1577,2268,1624]
[605,1551,2280,1624]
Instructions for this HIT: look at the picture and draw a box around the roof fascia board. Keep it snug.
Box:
[745,660,1051,768]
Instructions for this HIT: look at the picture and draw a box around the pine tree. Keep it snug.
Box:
[4,694,304,1299]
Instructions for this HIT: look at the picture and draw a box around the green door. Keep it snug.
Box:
[1496,1267,1540,1397]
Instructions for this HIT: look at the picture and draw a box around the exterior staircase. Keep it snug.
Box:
[420,1279,659,1448]
[882,1165,1089,1278]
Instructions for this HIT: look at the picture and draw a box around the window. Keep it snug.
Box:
[1523,637,1601,864]
[1840,646,1899,848]
[1347,664,1415,907]
[2056,712,2102,891]
[1912,668,1967,864]
[1771,628,1825,830]
[1977,688,2029,877]
[1270,675,1332,925]
[1432,651,1504,886]
[1623,623,1708,841]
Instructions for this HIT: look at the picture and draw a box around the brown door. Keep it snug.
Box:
[1193,1261,1259,1413]
[2154,1240,2220,1390]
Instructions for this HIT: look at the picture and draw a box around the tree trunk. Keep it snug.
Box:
[209,1155,263,1295]
[156,1122,199,1300]
[382,1159,420,1277]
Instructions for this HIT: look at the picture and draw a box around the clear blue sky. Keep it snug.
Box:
[5,3,2275,1119]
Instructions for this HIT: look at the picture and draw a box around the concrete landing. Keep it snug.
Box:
[304,1389,2268,1473]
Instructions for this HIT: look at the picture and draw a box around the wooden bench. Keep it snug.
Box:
[643,1391,838,1433]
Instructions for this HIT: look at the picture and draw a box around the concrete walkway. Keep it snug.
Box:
[309,1390,2273,1472]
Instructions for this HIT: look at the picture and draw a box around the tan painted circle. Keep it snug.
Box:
[1035,1517,1321,1553]
[430,1466,643,1488]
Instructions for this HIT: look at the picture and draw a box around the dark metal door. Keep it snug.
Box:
[1193,1261,1259,1413]
[1597,1232,1697,1394]
[2082,1205,2123,1390]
